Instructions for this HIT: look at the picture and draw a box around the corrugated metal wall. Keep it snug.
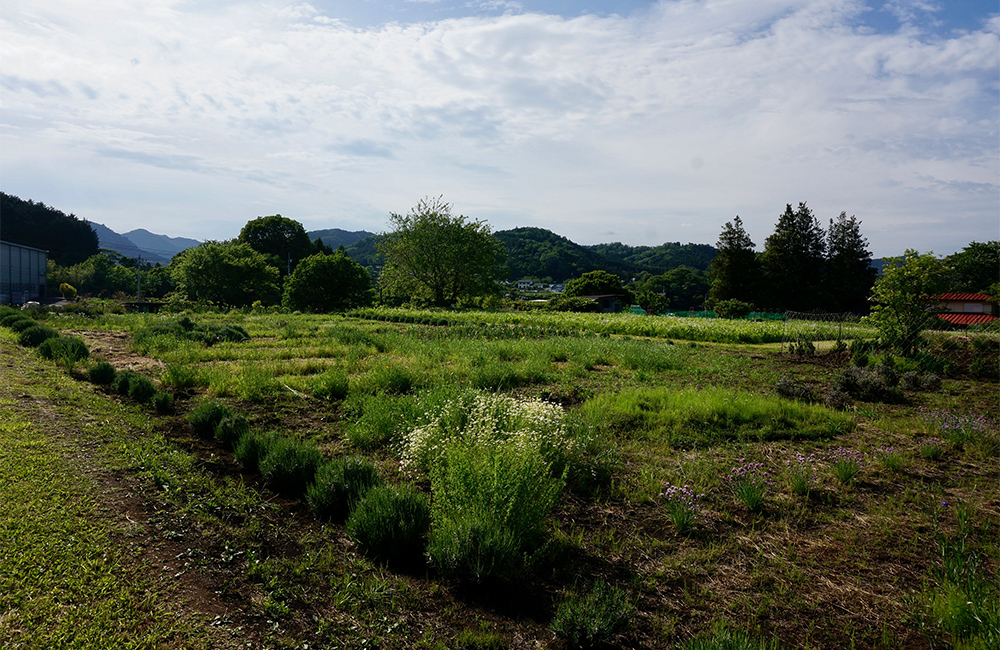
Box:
[1,241,48,304]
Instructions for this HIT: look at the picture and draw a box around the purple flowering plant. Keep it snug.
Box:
[918,436,946,460]
[874,445,907,472]
[727,459,772,512]
[784,453,815,496]
[660,483,701,534]
[828,447,864,485]
[921,408,996,452]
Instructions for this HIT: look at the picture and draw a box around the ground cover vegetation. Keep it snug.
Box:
[2,299,997,649]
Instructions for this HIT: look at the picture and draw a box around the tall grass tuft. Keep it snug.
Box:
[306,456,382,521]
[346,484,431,565]
[234,429,278,470]
[215,412,250,450]
[426,436,564,583]
[550,581,634,648]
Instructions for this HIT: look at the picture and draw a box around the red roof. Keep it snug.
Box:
[937,313,998,326]
[933,293,994,302]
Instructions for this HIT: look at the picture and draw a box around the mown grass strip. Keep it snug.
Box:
[0,405,193,649]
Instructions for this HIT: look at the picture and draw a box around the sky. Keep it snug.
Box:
[1,0,997,258]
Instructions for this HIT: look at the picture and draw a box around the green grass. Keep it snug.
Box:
[580,386,853,448]
[0,405,200,649]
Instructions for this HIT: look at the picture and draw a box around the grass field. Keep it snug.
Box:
[2,305,997,649]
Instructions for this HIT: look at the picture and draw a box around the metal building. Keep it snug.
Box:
[1,240,48,305]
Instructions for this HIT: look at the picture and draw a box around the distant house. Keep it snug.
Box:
[1,240,48,305]
[932,293,998,327]
[517,279,534,290]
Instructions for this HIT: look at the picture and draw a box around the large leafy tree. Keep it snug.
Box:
[864,250,948,357]
[634,267,709,311]
[826,212,877,313]
[282,250,375,312]
[564,270,629,299]
[377,197,506,307]
[238,215,315,276]
[707,216,762,307]
[761,202,827,311]
[945,241,1000,295]
[171,241,280,307]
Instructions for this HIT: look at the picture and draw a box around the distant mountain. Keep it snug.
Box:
[124,229,200,260]
[585,242,717,274]
[92,223,199,265]
[309,228,376,250]
[495,227,634,282]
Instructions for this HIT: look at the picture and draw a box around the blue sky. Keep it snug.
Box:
[1,1,997,257]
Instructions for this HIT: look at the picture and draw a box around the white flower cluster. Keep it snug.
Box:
[400,391,575,477]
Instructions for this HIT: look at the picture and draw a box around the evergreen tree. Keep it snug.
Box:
[761,203,826,311]
[945,241,1000,295]
[707,216,762,307]
[826,212,877,313]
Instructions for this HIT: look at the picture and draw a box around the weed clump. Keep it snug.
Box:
[134,317,249,347]
[346,484,431,564]
[550,581,634,648]
[187,400,232,439]
[774,376,815,402]
[88,361,116,385]
[310,368,349,401]
[307,456,382,521]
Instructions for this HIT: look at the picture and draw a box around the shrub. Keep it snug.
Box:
[306,456,382,521]
[38,336,89,364]
[151,391,174,414]
[714,299,753,319]
[88,361,117,385]
[346,484,431,564]
[161,363,203,389]
[544,296,602,313]
[187,400,232,439]
[0,314,34,330]
[258,436,323,498]
[18,324,60,347]
[111,370,140,396]
[774,376,815,402]
[59,282,77,301]
[788,335,816,356]
[550,581,634,648]
[833,366,905,403]
[127,374,157,404]
[215,413,250,450]
[234,429,279,471]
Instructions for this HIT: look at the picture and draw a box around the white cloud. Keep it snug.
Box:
[0,0,996,255]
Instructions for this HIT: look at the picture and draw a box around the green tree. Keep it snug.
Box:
[282,250,375,312]
[377,197,506,307]
[863,250,948,357]
[762,203,827,311]
[238,215,315,276]
[564,270,632,303]
[171,241,280,307]
[826,212,877,313]
[639,267,710,311]
[707,216,762,307]
[945,241,999,294]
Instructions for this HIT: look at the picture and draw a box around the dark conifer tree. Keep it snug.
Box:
[761,203,826,311]
[708,216,762,307]
[826,212,877,313]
